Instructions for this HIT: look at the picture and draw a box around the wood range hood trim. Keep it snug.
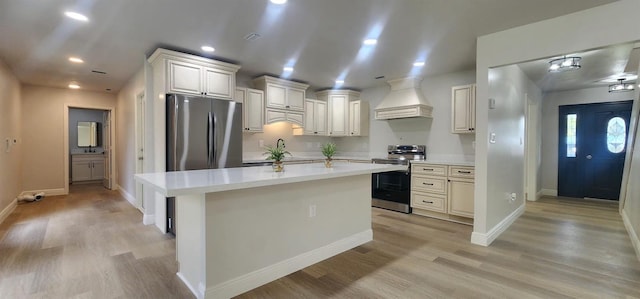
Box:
[374,76,433,120]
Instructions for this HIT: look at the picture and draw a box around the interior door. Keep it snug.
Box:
[558,101,632,200]
[102,111,112,189]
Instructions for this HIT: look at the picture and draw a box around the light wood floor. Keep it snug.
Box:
[1,187,638,298]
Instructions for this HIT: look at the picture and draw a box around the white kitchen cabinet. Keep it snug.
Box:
[348,100,369,136]
[265,109,303,126]
[317,90,362,137]
[297,99,327,135]
[235,88,264,132]
[451,84,476,134]
[410,163,474,224]
[150,48,241,100]
[253,75,308,112]
[71,154,105,182]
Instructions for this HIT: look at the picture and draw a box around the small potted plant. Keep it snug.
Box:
[263,143,291,172]
[321,142,337,168]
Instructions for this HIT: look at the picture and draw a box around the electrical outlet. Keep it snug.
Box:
[309,205,317,217]
[510,193,517,201]
[259,140,264,147]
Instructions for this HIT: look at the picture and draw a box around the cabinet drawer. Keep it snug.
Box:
[449,166,474,179]
[411,176,447,193]
[411,191,446,213]
[412,164,447,176]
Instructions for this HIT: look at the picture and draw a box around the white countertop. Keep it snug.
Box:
[135,162,405,197]
[411,160,475,167]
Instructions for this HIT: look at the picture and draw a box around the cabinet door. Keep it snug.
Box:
[168,60,202,95]
[287,88,305,111]
[315,101,327,135]
[349,101,361,136]
[303,100,316,134]
[265,109,287,124]
[203,68,233,99]
[451,85,474,134]
[235,88,246,104]
[92,160,105,180]
[265,84,286,109]
[245,89,264,132]
[328,95,348,136]
[448,178,474,218]
[470,84,476,131]
[72,161,92,182]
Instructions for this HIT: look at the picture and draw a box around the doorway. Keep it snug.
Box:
[64,105,115,194]
[558,101,633,200]
[135,92,145,211]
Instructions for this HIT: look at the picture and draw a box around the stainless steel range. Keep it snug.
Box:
[371,145,426,213]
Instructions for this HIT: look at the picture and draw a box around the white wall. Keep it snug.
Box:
[0,58,22,217]
[338,70,476,160]
[21,85,116,193]
[474,0,640,246]
[540,87,634,193]
[116,69,145,203]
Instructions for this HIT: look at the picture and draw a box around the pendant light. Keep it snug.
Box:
[548,56,581,72]
[608,79,635,93]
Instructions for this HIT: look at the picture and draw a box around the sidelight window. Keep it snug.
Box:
[607,117,626,153]
[566,114,577,157]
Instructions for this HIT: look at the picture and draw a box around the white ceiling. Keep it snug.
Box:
[518,43,639,93]
[0,0,616,93]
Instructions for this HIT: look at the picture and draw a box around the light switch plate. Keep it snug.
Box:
[489,98,496,109]
[489,133,496,144]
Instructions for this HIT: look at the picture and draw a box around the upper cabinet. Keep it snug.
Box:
[253,76,308,112]
[295,99,327,136]
[235,87,264,133]
[150,48,241,100]
[451,84,476,134]
[317,90,368,137]
[349,100,369,136]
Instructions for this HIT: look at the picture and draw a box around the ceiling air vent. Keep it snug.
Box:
[244,33,261,41]
[92,70,107,75]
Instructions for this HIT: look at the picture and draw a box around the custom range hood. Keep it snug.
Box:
[374,76,433,120]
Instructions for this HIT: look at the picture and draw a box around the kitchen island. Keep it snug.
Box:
[135,162,405,299]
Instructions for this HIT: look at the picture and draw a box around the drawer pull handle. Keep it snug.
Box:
[423,168,434,171]
[422,200,434,204]
[422,182,434,186]
[457,171,471,174]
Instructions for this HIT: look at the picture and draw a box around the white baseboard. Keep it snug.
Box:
[143,214,155,225]
[0,198,17,225]
[540,189,558,197]
[471,203,526,246]
[535,190,543,201]
[117,185,138,208]
[203,229,373,299]
[177,272,204,299]
[20,188,66,197]
[621,209,640,262]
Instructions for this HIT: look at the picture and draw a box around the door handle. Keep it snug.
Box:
[138,157,143,161]
[586,154,593,160]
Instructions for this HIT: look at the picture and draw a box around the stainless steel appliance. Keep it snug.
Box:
[371,145,426,213]
[166,93,243,234]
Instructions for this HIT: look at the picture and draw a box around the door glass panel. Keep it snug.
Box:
[607,117,626,153]
[566,114,577,157]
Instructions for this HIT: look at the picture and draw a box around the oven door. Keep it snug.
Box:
[372,170,410,205]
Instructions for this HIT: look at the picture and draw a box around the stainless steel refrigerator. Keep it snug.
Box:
[165,93,243,234]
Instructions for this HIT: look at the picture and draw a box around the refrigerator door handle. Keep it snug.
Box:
[207,112,213,168]
[211,112,217,168]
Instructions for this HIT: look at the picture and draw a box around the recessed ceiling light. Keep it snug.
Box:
[363,39,377,46]
[270,0,287,4]
[201,46,215,52]
[283,66,294,72]
[64,11,89,22]
[69,57,84,63]
[335,80,345,84]
[413,61,425,67]
[68,83,80,89]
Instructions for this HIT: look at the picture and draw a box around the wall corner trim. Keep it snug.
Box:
[621,209,640,262]
[143,214,155,225]
[471,203,526,246]
[0,198,18,225]
[117,184,137,208]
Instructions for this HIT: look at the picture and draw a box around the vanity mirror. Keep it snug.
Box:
[77,121,101,147]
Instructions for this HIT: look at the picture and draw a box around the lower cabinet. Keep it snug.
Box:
[71,154,105,182]
[410,163,474,224]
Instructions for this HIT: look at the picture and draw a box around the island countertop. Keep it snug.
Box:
[135,162,405,197]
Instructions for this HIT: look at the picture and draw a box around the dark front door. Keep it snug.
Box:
[558,101,633,200]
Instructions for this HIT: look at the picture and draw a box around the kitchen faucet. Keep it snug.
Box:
[276,138,285,149]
